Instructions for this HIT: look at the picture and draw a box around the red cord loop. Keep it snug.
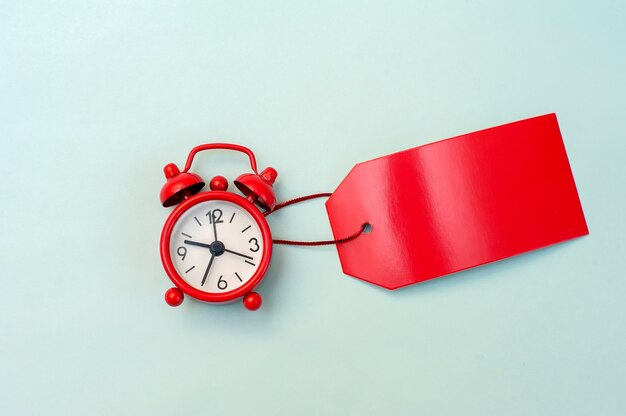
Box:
[265,193,366,246]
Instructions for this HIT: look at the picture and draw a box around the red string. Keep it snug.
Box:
[265,193,366,246]
[267,192,332,214]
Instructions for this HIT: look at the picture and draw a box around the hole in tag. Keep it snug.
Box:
[363,223,373,234]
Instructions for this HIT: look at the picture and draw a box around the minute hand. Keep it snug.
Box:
[223,248,253,260]
[201,254,215,286]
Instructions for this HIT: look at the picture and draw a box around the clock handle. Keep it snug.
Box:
[182,143,259,174]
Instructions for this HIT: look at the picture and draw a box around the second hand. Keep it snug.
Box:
[211,211,218,242]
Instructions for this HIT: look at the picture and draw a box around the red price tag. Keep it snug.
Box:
[326,114,588,289]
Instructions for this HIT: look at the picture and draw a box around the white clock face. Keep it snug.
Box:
[169,199,265,293]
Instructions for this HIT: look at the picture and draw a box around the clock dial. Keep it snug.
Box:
[169,199,265,294]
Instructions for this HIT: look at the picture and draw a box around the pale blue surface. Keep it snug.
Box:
[1,1,625,415]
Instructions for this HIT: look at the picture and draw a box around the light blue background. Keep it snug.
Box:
[1,1,625,415]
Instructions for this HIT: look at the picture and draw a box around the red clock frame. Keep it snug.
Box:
[160,191,273,303]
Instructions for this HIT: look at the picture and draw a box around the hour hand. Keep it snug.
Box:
[184,240,212,249]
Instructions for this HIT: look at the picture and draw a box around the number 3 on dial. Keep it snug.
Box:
[249,238,259,252]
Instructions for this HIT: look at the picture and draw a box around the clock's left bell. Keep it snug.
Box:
[160,163,205,207]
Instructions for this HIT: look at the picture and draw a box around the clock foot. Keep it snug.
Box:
[165,287,184,307]
[243,292,262,311]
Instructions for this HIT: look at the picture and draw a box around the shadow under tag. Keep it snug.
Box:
[325,114,588,289]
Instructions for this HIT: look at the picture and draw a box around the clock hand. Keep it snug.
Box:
[211,212,218,242]
[184,240,212,249]
[185,239,250,261]
[223,248,254,260]
[201,254,216,286]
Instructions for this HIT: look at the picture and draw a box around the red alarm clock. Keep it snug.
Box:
[159,143,277,311]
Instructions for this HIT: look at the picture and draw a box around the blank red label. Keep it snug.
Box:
[326,114,588,289]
